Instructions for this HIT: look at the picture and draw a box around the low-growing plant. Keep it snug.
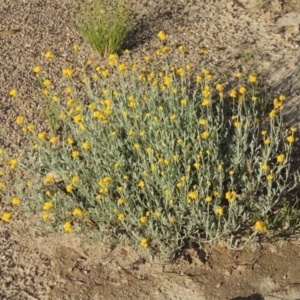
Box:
[1,32,299,257]
[76,0,132,57]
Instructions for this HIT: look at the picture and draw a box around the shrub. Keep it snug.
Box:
[76,0,132,57]
[1,33,299,257]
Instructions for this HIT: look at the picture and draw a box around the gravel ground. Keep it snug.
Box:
[1,0,300,299]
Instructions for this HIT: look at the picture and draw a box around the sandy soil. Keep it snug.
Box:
[1,0,300,299]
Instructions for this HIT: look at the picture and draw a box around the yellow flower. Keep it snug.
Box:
[269,110,276,118]
[62,68,73,77]
[277,154,285,163]
[73,114,83,123]
[101,69,109,77]
[118,213,125,221]
[66,184,73,193]
[254,220,267,232]
[235,72,242,78]
[273,98,282,109]
[229,170,235,176]
[79,124,86,131]
[178,45,185,52]
[188,191,198,200]
[140,238,148,247]
[181,98,187,105]
[42,213,50,220]
[267,174,273,181]
[205,74,212,80]
[73,44,79,51]
[249,75,257,83]
[43,201,53,210]
[118,63,127,72]
[138,181,145,188]
[225,191,236,203]
[134,143,140,150]
[67,137,74,145]
[261,163,269,171]
[64,222,73,233]
[230,90,237,98]
[52,95,59,102]
[118,198,126,204]
[169,217,176,223]
[165,189,171,196]
[177,68,185,77]
[216,207,223,215]
[72,150,80,158]
[205,196,212,203]
[239,86,247,94]
[43,79,51,87]
[202,131,210,139]
[201,99,210,106]
[151,164,157,172]
[8,158,18,169]
[279,95,286,101]
[140,216,147,223]
[213,191,219,197]
[216,84,223,91]
[155,211,161,217]
[16,116,24,125]
[60,113,67,120]
[50,136,58,144]
[66,86,73,94]
[199,119,207,126]
[196,75,202,83]
[9,88,17,97]
[234,121,241,128]
[2,212,12,222]
[162,47,170,54]
[45,51,54,59]
[194,162,200,169]
[287,136,295,143]
[33,65,41,73]
[264,138,271,145]
[82,142,90,149]
[157,31,166,41]
[170,114,177,121]
[72,176,79,184]
[12,197,21,205]
[176,182,182,188]
[164,76,171,87]
[72,208,87,216]
[200,47,208,54]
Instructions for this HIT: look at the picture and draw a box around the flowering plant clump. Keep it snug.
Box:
[1,32,299,256]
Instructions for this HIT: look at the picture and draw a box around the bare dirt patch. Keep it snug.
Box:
[1,224,300,299]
